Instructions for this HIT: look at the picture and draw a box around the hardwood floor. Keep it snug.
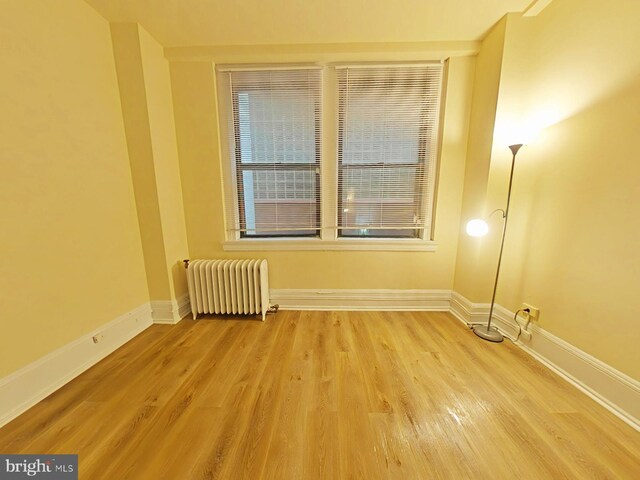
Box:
[1,311,638,479]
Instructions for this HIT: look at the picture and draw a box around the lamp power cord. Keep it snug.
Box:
[513,308,532,342]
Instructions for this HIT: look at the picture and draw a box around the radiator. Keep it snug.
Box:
[186,259,270,321]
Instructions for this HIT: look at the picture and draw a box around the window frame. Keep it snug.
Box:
[216,62,444,252]
[222,67,323,239]
[335,64,443,241]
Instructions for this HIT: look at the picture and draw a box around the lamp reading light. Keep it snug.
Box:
[466,219,489,237]
[466,143,524,343]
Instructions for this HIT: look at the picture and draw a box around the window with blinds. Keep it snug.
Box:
[337,65,443,238]
[226,68,321,237]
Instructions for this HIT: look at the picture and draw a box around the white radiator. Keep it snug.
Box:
[186,259,270,321]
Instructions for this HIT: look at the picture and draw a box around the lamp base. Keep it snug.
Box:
[473,325,504,343]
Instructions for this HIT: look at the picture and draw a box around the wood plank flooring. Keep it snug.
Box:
[0,311,638,479]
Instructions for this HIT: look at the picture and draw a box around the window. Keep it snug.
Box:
[337,65,443,238]
[218,63,444,250]
[225,68,321,237]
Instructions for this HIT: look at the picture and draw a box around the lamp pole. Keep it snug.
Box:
[474,144,523,342]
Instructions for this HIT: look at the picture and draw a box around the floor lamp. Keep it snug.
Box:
[466,144,524,342]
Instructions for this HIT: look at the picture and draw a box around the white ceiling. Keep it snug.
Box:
[84,0,536,47]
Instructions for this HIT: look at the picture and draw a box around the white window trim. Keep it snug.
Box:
[223,237,438,252]
[215,62,445,252]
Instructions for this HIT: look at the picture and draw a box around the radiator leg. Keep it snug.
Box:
[263,304,279,321]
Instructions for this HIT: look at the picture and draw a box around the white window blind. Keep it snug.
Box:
[337,64,443,238]
[225,68,321,237]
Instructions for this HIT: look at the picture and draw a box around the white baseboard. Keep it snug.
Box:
[0,303,153,428]
[177,293,191,319]
[450,291,486,323]
[449,291,524,340]
[518,326,640,430]
[450,292,640,431]
[151,293,191,324]
[270,289,452,311]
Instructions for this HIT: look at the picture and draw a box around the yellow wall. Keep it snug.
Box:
[138,27,190,299]
[170,51,475,290]
[111,23,171,301]
[456,0,640,378]
[453,18,507,302]
[0,0,149,376]
[111,23,189,302]
[169,62,224,260]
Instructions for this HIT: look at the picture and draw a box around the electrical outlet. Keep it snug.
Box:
[92,334,104,344]
[521,303,540,320]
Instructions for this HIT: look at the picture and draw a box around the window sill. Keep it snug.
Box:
[222,238,438,252]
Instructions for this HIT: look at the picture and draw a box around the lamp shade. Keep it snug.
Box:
[466,219,489,237]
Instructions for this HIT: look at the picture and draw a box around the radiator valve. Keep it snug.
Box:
[267,304,280,314]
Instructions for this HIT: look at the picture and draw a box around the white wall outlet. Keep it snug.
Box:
[92,334,104,344]
[521,303,540,320]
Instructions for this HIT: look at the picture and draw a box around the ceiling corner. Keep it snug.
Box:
[523,0,554,17]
